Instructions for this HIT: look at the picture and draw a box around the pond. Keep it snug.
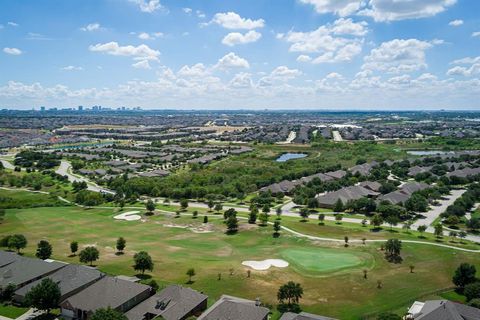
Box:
[276,153,307,162]
[406,150,455,156]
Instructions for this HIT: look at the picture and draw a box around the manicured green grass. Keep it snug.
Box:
[0,304,29,318]
[2,206,480,320]
[0,189,67,209]
[281,247,372,275]
[439,290,467,303]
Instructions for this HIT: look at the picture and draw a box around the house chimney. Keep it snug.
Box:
[255,298,261,307]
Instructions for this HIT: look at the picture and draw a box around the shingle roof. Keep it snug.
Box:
[358,181,382,192]
[324,170,347,180]
[61,276,151,313]
[0,251,66,288]
[197,295,269,320]
[14,264,104,301]
[280,311,338,320]
[316,186,379,207]
[412,300,480,320]
[125,285,207,320]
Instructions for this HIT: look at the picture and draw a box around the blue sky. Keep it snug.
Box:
[0,0,479,110]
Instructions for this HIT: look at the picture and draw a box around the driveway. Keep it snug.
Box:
[56,160,115,194]
[411,189,466,231]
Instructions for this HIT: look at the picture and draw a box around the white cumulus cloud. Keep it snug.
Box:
[280,18,366,64]
[211,12,265,29]
[449,19,463,27]
[81,23,101,32]
[215,52,250,70]
[3,47,22,55]
[300,0,457,22]
[61,65,83,71]
[89,42,160,61]
[362,38,434,73]
[222,30,262,46]
[129,0,164,13]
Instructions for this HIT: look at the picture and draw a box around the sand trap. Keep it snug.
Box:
[242,259,289,271]
[114,211,141,221]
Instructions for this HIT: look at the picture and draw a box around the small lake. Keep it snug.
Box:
[276,153,307,162]
[407,150,455,156]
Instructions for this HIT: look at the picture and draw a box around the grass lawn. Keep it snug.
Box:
[0,304,29,318]
[2,206,480,320]
[281,247,373,275]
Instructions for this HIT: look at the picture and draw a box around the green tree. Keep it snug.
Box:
[207,199,214,211]
[148,279,159,292]
[333,199,344,212]
[116,237,126,254]
[203,216,208,223]
[226,216,239,234]
[186,268,196,283]
[91,307,127,320]
[318,213,325,225]
[273,220,281,237]
[453,263,477,289]
[335,214,343,224]
[133,251,154,275]
[277,281,304,312]
[79,246,99,266]
[465,282,480,301]
[262,204,271,214]
[276,207,282,219]
[214,203,223,213]
[180,198,189,211]
[405,194,429,212]
[70,241,79,256]
[145,199,156,214]
[25,278,61,313]
[35,240,52,260]
[385,239,402,262]
[259,213,269,226]
[417,225,427,237]
[434,223,443,238]
[385,215,400,230]
[370,214,384,229]
[8,234,27,253]
[299,208,310,222]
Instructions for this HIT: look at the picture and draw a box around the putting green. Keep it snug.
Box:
[281,247,371,274]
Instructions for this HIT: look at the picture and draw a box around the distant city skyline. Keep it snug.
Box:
[0,0,479,110]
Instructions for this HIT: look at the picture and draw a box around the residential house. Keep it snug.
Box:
[0,251,66,290]
[197,295,269,320]
[125,285,207,320]
[316,186,379,208]
[349,162,378,176]
[14,264,104,303]
[60,276,152,319]
[280,312,338,320]
[358,181,382,192]
[406,300,480,319]
[378,182,430,205]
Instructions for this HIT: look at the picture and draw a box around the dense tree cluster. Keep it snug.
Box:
[14,151,61,170]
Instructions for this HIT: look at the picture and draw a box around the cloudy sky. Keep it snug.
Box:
[1,0,479,110]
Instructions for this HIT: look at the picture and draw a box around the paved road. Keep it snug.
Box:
[0,159,15,170]
[332,130,343,142]
[56,160,115,194]
[412,189,466,231]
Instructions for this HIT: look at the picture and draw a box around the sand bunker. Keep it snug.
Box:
[242,259,289,271]
[114,211,141,221]
[163,223,214,233]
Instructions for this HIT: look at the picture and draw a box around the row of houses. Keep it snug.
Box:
[0,251,339,320]
[315,181,430,208]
